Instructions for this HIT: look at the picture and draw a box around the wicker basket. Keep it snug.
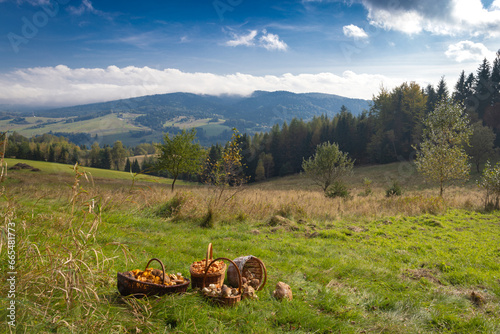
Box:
[227,255,267,291]
[190,243,226,289]
[117,258,190,297]
[202,257,242,307]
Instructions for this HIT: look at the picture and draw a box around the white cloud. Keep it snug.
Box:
[492,0,500,10]
[367,8,425,35]
[361,0,500,37]
[225,30,258,47]
[225,30,288,51]
[445,41,496,62]
[0,65,399,107]
[67,0,106,17]
[259,30,288,51]
[343,24,369,39]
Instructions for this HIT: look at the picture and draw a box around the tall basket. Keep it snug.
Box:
[189,243,226,289]
[203,257,242,307]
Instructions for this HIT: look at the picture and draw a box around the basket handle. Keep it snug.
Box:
[252,257,268,292]
[205,243,213,272]
[143,258,166,285]
[203,257,242,295]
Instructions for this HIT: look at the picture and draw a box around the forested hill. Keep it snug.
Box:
[34,90,370,126]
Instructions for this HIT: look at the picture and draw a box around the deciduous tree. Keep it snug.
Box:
[302,141,354,194]
[155,129,203,192]
[414,99,472,197]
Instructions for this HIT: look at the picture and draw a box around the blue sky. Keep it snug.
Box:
[1,0,500,107]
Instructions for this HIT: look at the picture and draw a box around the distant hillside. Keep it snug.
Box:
[36,90,370,126]
[228,91,370,124]
[3,91,370,146]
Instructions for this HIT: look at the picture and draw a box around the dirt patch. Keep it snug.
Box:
[348,226,367,233]
[469,291,486,307]
[9,163,41,172]
[267,215,300,232]
[402,268,443,285]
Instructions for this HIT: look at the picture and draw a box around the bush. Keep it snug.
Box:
[325,182,350,199]
[276,202,307,219]
[358,177,373,197]
[156,192,188,218]
[200,208,215,228]
[386,181,402,197]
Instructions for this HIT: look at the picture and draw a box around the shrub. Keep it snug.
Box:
[276,202,307,219]
[156,192,188,218]
[200,208,215,228]
[385,181,402,197]
[325,181,350,199]
[358,177,373,197]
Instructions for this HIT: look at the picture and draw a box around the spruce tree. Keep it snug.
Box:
[474,58,493,118]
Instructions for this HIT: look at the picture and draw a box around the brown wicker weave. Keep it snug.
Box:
[202,257,242,307]
[190,243,226,289]
[117,258,189,297]
[227,255,267,291]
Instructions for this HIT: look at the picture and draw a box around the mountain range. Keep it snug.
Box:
[2,90,370,146]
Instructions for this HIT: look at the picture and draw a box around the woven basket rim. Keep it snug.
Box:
[117,271,191,289]
[189,261,226,277]
[205,294,241,302]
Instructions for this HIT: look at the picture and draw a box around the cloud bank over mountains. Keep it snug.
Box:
[0,65,397,108]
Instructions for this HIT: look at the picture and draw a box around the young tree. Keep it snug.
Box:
[466,121,497,173]
[155,129,203,192]
[255,158,266,182]
[479,160,500,210]
[124,158,131,172]
[132,159,141,174]
[414,99,472,197]
[203,129,248,226]
[302,141,354,194]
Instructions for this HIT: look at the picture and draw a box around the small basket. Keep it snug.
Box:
[227,255,267,291]
[190,243,226,289]
[117,258,190,297]
[203,257,242,307]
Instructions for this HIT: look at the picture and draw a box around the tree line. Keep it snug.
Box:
[4,132,157,172]
[216,51,500,182]
[4,51,500,184]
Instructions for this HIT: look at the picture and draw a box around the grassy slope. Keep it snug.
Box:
[1,113,147,137]
[4,158,193,185]
[0,161,499,333]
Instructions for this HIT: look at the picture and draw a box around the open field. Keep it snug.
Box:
[3,158,193,186]
[0,113,147,138]
[1,159,499,333]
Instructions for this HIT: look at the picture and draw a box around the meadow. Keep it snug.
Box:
[1,159,499,333]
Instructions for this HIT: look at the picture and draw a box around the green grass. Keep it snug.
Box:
[198,123,232,137]
[4,158,193,185]
[0,161,499,333]
[1,113,147,138]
